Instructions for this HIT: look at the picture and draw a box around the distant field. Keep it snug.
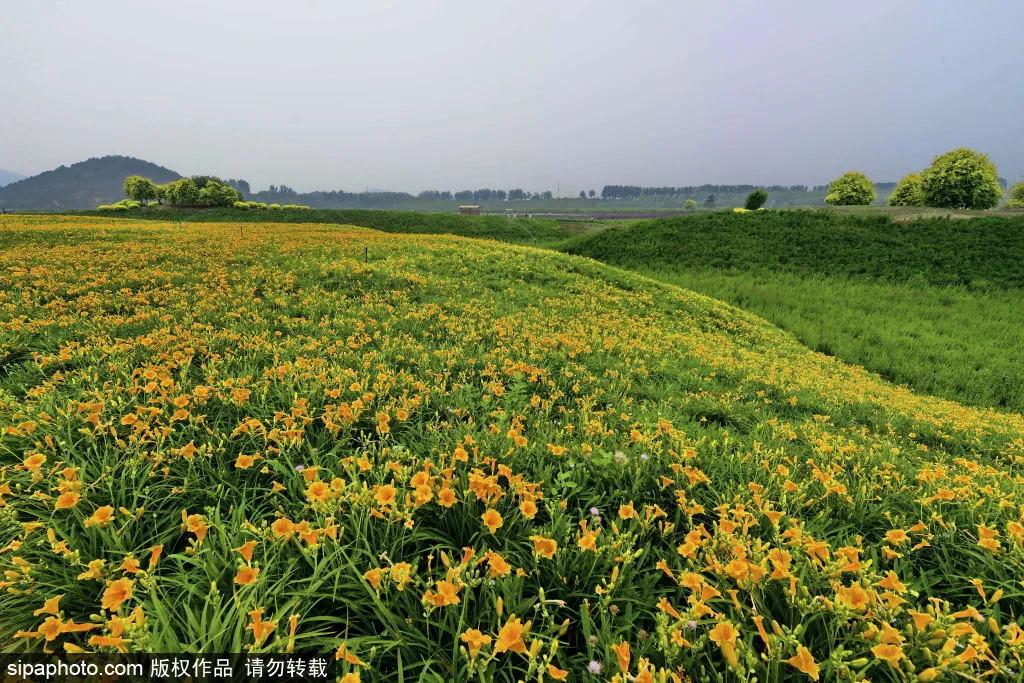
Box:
[563,210,1024,411]
[72,207,571,245]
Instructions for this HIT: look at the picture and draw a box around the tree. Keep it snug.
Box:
[579,190,587,199]
[123,175,157,204]
[887,173,925,207]
[825,172,875,206]
[1008,182,1024,208]
[704,194,717,209]
[684,199,697,211]
[588,189,596,198]
[744,189,768,210]
[920,148,1002,209]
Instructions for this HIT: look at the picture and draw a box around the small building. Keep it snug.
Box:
[458,205,481,215]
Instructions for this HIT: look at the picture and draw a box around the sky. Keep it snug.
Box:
[2,0,1022,194]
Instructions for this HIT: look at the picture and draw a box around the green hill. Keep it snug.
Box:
[563,210,1024,410]
[0,155,181,210]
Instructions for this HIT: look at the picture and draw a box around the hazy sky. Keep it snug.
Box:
[3,0,1022,193]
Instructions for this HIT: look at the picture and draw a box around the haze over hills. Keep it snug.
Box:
[0,169,25,187]
[0,156,180,210]
[0,155,1011,212]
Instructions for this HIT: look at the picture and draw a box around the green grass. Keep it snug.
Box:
[639,268,1024,411]
[70,207,570,245]
[563,210,1024,412]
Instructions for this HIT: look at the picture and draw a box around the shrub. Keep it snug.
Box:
[683,199,697,211]
[1007,182,1024,208]
[123,175,158,204]
[888,173,925,206]
[825,172,875,206]
[282,204,312,210]
[921,148,1001,209]
[233,201,250,210]
[744,189,768,210]
[269,204,282,210]
[96,204,115,212]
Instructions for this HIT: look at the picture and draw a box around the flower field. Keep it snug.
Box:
[2,215,1024,681]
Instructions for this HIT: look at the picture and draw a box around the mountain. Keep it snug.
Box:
[0,169,26,187]
[0,156,181,210]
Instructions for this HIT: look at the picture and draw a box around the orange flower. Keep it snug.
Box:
[519,499,538,519]
[494,616,530,654]
[84,506,115,527]
[708,621,740,668]
[438,487,457,507]
[34,595,63,617]
[486,551,512,577]
[101,578,134,611]
[248,608,276,646]
[271,517,295,539]
[375,484,398,507]
[547,664,569,680]
[235,540,258,563]
[786,645,819,680]
[425,579,461,607]
[618,502,636,520]
[530,535,557,559]
[235,565,260,586]
[612,640,631,672]
[235,454,256,469]
[55,491,81,510]
[871,643,903,668]
[306,480,330,503]
[482,508,504,534]
[460,628,491,658]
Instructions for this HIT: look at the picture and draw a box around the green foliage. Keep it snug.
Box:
[921,147,1002,209]
[743,189,768,210]
[562,210,1024,288]
[562,210,1024,410]
[1008,182,1024,208]
[887,172,925,207]
[233,201,250,210]
[77,207,570,244]
[123,175,158,203]
[824,172,875,205]
[683,199,697,211]
[154,176,241,208]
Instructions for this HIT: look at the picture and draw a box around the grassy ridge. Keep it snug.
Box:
[71,207,568,244]
[563,210,1024,412]
[3,216,1024,680]
[561,210,1024,288]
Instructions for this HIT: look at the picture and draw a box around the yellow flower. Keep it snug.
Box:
[547,664,569,680]
[55,491,81,510]
[234,565,260,586]
[306,480,330,503]
[612,640,631,672]
[84,505,115,527]
[871,643,903,668]
[33,595,63,617]
[619,502,636,519]
[101,578,134,611]
[375,484,398,507]
[234,540,257,563]
[494,616,529,655]
[519,499,538,519]
[785,645,820,680]
[530,535,557,559]
[460,628,491,658]
[708,621,740,668]
[482,508,504,534]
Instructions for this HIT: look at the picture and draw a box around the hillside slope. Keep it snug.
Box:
[2,215,1023,678]
[562,210,1024,411]
[0,155,181,210]
[561,210,1024,288]
[73,206,570,244]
